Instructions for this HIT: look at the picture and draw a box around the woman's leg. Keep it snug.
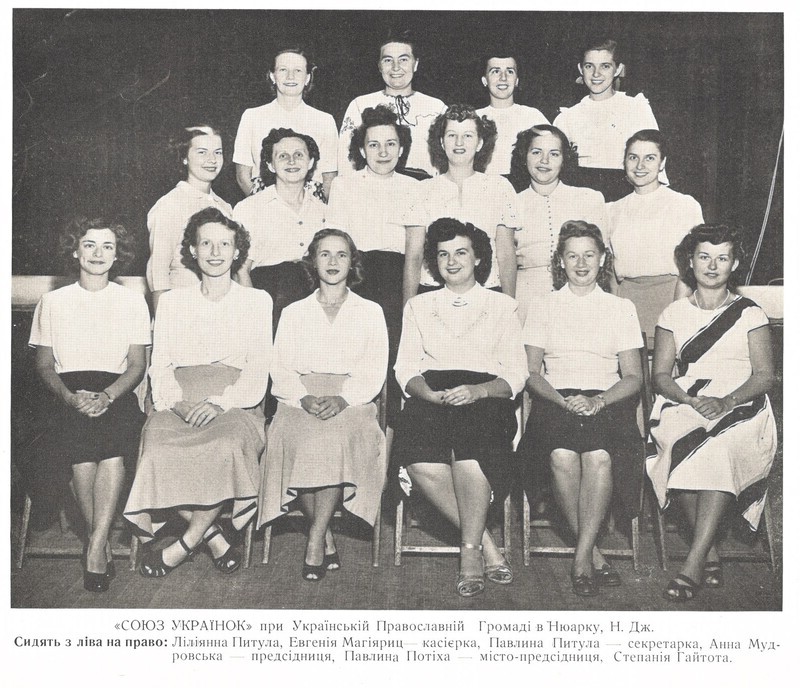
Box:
[296,492,338,556]
[303,487,343,567]
[576,450,613,574]
[159,506,223,567]
[677,491,722,564]
[673,490,732,586]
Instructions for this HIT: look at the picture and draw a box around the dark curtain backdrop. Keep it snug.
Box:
[13,9,783,283]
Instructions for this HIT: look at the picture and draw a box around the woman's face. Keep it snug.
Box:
[191,222,239,278]
[271,52,310,98]
[75,228,117,277]
[690,241,739,290]
[624,140,664,190]
[379,42,417,93]
[268,137,312,185]
[579,49,619,97]
[361,124,403,176]
[185,134,223,185]
[441,119,482,168]
[314,235,352,287]
[560,236,604,290]
[527,132,565,186]
[436,234,479,290]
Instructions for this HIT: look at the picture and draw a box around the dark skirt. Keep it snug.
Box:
[21,371,144,503]
[391,370,518,499]
[251,262,313,335]
[566,167,630,202]
[518,389,643,519]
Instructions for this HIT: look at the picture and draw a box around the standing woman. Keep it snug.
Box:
[510,124,606,323]
[125,208,272,577]
[518,221,643,597]
[553,39,660,201]
[147,125,232,311]
[403,104,519,303]
[234,128,326,333]
[233,47,338,198]
[258,229,388,581]
[28,217,151,591]
[606,130,704,344]
[647,224,777,602]
[393,219,528,598]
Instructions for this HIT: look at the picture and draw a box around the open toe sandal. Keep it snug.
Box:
[139,537,194,578]
[457,543,485,598]
[485,559,514,585]
[203,525,242,574]
[663,574,700,602]
[324,551,341,571]
[703,562,723,588]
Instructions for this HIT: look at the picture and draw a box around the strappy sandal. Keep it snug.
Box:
[663,574,700,602]
[703,562,724,588]
[485,559,514,585]
[139,537,194,578]
[457,543,485,598]
[202,525,242,574]
[594,563,622,587]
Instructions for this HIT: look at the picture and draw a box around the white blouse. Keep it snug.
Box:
[395,284,528,396]
[29,282,151,374]
[150,283,272,412]
[271,290,388,408]
[476,103,549,176]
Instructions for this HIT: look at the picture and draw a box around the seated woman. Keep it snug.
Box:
[518,220,643,597]
[392,218,528,598]
[646,224,777,602]
[234,127,326,334]
[125,207,272,577]
[28,217,150,592]
[258,229,388,581]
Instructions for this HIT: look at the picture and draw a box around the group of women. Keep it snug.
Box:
[25,35,777,604]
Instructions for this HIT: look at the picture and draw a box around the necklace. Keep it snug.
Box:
[695,289,730,311]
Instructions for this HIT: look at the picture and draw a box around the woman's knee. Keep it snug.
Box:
[581,449,612,473]
[550,449,579,474]
[405,461,446,483]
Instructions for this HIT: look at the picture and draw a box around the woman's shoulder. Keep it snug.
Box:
[482,286,520,312]
[559,182,606,203]
[148,183,184,213]
[232,282,273,306]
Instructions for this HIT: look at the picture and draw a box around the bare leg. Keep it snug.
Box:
[296,492,337,555]
[677,491,721,564]
[71,462,98,568]
[159,506,223,567]
[576,450,613,575]
[673,490,732,587]
[451,460,492,579]
[304,487,342,567]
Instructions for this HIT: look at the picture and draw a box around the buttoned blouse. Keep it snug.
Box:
[233,186,326,268]
[395,284,528,397]
[146,182,233,292]
[476,103,549,175]
[149,283,272,412]
[325,169,425,253]
[271,290,388,408]
[29,282,152,374]
[523,285,642,391]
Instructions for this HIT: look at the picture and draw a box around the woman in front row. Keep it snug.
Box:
[393,218,528,598]
[125,207,272,576]
[258,229,388,581]
[646,224,777,602]
[519,221,643,597]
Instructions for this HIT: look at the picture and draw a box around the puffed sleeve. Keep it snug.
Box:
[232,108,255,168]
[270,304,312,408]
[337,98,361,175]
[206,290,273,410]
[394,299,427,396]
[149,292,185,412]
[340,302,388,406]
[496,176,520,229]
[147,198,179,293]
[28,293,51,348]
[495,299,529,396]
[317,112,339,176]
[632,93,659,131]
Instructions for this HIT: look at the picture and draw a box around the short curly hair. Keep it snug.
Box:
[550,220,614,292]
[348,105,412,172]
[674,223,746,291]
[259,127,320,186]
[509,124,575,190]
[427,104,497,174]
[180,207,250,277]
[423,217,493,285]
[301,228,365,290]
[60,216,135,277]
[168,125,223,180]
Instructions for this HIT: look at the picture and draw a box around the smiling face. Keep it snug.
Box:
[379,42,417,95]
[579,49,621,100]
[482,57,519,102]
[526,132,565,186]
[268,136,312,185]
[441,118,482,169]
[624,140,664,192]
[185,134,223,185]
[314,235,352,287]
[690,241,739,290]
[75,228,117,277]
[190,222,239,278]
[361,124,403,176]
[270,51,310,98]
[436,234,479,291]
[560,235,604,290]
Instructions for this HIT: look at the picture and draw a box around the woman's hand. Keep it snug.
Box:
[173,400,224,427]
[301,395,322,416]
[65,389,101,415]
[79,390,113,418]
[564,394,605,416]
[689,396,732,420]
[441,384,487,406]
[315,396,349,420]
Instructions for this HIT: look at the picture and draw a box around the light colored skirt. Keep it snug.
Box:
[617,274,678,346]
[124,364,264,538]
[258,373,386,528]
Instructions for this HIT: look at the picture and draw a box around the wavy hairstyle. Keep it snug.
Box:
[509,124,576,190]
[348,104,412,172]
[550,220,614,292]
[423,217,493,285]
[61,216,136,277]
[674,223,746,291]
[624,129,667,159]
[269,47,316,97]
[581,38,621,64]
[427,104,497,174]
[301,228,365,289]
[180,207,250,277]
[259,127,320,187]
[168,125,223,179]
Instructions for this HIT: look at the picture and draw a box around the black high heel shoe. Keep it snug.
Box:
[84,566,110,592]
[202,525,242,574]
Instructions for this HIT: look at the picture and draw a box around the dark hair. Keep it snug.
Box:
[180,207,250,277]
[61,216,135,277]
[423,217,493,285]
[259,128,320,186]
[550,220,614,292]
[509,125,575,190]
[428,104,497,174]
[581,38,621,65]
[482,53,519,76]
[380,30,416,59]
[270,47,316,96]
[301,228,365,289]
[348,105,412,171]
[170,125,222,179]
[674,223,746,291]
[624,129,667,159]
